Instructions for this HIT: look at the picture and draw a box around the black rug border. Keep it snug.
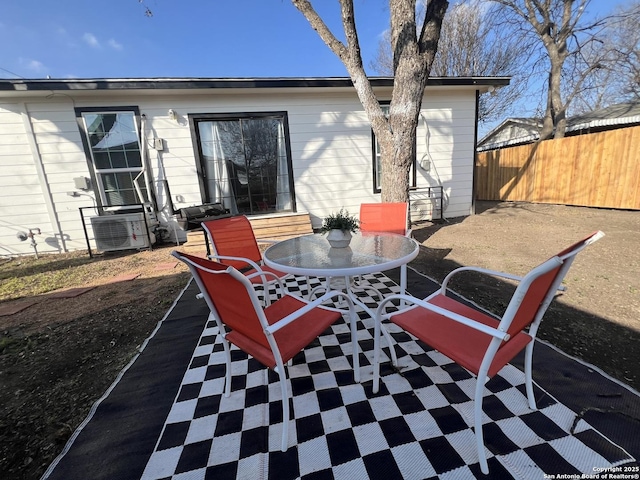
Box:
[42,279,208,480]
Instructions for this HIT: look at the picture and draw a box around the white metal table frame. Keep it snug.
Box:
[263,232,420,367]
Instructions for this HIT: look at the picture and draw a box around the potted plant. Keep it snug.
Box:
[320,208,359,248]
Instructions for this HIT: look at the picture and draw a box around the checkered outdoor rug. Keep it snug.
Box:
[141,273,634,480]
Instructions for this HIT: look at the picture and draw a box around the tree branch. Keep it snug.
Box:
[291,0,349,60]
[417,0,448,58]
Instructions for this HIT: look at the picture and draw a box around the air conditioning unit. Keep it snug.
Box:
[410,199,434,222]
[90,213,150,252]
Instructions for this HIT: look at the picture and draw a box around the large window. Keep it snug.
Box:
[372,104,417,193]
[79,109,147,206]
[193,112,294,215]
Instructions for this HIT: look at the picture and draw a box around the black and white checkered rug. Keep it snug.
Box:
[140,273,634,480]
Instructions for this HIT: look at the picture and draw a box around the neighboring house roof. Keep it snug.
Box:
[0,76,510,97]
[566,101,640,133]
[478,100,640,151]
[477,118,544,151]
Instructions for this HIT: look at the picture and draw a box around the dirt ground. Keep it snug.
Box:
[0,200,638,479]
[411,201,640,388]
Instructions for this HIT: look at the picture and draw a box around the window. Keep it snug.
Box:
[372,104,417,193]
[193,112,295,215]
[78,109,147,206]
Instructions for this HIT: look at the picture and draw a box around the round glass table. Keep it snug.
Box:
[263,232,420,367]
[262,232,419,278]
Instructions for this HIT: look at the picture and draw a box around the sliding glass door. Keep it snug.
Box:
[194,113,293,215]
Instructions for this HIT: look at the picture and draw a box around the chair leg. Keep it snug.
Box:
[399,264,408,309]
[474,378,489,474]
[373,311,381,394]
[380,323,399,367]
[261,283,271,307]
[221,336,232,398]
[372,305,397,392]
[349,309,360,383]
[524,342,537,410]
[278,370,290,452]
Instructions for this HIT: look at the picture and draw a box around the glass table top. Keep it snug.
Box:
[263,233,419,277]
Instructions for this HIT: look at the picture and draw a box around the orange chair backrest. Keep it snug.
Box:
[173,251,269,350]
[507,263,563,336]
[359,202,408,235]
[506,231,602,336]
[202,216,262,270]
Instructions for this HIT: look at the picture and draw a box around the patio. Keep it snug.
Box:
[41,267,639,480]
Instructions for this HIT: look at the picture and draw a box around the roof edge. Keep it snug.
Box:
[0,76,511,92]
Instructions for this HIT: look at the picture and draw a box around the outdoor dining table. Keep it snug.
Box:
[263,232,420,367]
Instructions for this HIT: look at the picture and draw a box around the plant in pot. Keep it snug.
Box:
[320,208,359,248]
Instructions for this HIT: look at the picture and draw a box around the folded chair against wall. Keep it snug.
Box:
[172,250,361,452]
[372,231,604,474]
[201,216,289,305]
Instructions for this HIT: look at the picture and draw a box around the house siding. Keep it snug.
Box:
[0,86,479,256]
[0,103,54,256]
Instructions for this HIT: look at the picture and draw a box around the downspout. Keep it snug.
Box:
[135,114,156,210]
[20,103,68,252]
[471,89,480,215]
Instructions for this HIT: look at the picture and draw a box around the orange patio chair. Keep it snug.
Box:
[358,201,413,310]
[172,251,361,452]
[201,215,289,305]
[359,202,411,237]
[372,231,604,474]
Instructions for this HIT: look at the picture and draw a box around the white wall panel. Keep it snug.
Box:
[0,85,480,254]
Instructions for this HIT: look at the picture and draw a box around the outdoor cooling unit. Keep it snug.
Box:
[90,213,150,252]
[409,186,444,223]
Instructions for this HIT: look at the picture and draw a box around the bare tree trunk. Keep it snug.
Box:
[493,0,588,140]
[542,46,568,140]
[292,0,447,203]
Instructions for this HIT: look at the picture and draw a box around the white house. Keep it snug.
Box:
[0,76,507,256]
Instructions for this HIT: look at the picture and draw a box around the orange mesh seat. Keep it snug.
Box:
[372,231,604,474]
[172,251,361,452]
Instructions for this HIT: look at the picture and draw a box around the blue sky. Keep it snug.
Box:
[0,0,626,81]
[0,0,391,79]
[0,0,628,135]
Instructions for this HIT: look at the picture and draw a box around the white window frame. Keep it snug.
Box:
[372,103,417,193]
[78,108,148,209]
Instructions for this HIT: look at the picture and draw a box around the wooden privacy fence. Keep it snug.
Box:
[475,125,640,210]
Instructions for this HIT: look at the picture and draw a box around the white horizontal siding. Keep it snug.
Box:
[415,93,477,219]
[0,103,56,256]
[30,105,93,255]
[1,86,479,254]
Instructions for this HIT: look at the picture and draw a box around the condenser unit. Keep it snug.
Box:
[90,213,150,252]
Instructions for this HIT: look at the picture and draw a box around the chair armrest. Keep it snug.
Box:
[207,254,263,272]
[438,265,566,295]
[438,266,523,295]
[245,270,285,292]
[265,290,354,334]
[375,294,509,341]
